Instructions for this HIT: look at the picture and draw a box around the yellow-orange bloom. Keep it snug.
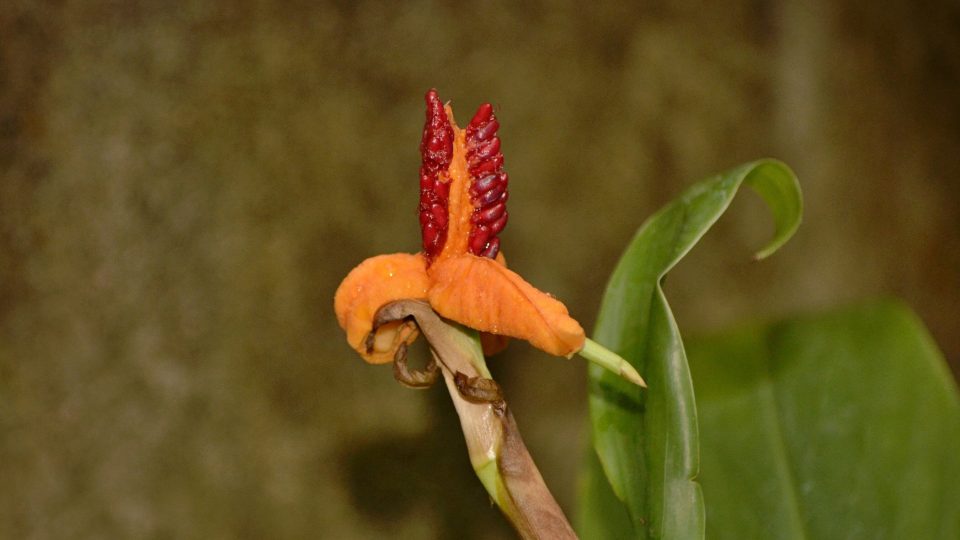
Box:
[334,89,585,364]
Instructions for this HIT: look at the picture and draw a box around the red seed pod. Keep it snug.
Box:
[418,89,454,260]
[468,225,491,254]
[465,102,509,259]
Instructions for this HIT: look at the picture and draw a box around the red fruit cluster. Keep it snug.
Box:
[418,89,454,260]
[465,103,509,259]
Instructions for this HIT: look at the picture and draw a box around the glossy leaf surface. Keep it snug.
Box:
[688,300,960,540]
[583,160,802,538]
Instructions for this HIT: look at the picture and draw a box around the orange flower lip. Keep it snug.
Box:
[334,89,585,365]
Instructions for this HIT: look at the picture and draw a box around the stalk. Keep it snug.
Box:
[373,300,577,540]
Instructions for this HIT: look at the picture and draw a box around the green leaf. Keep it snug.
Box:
[688,300,960,540]
[583,159,803,538]
[578,445,634,538]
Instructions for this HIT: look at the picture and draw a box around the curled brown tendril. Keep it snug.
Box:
[453,371,505,411]
[368,306,504,403]
[391,342,440,388]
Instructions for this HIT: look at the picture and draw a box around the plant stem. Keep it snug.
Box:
[373,300,577,539]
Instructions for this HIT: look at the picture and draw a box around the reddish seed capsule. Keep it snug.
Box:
[419,89,455,260]
[474,173,498,193]
[427,137,444,153]
[479,237,500,259]
[475,119,499,141]
[431,203,446,226]
[488,211,508,235]
[469,103,494,128]
[416,92,510,261]
[464,101,509,259]
[478,183,506,205]
[478,202,506,224]
[469,225,491,254]
[469,158,499,177]
[422,222,439,250]
[435,180,450,199]
[473,137,501,160]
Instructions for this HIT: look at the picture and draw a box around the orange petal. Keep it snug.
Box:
[479,251,511,356]
[427,255,585,357]
[334,253,430,364]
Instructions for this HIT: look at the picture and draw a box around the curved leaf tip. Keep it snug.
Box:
[584,158,803,539]
[741,159,802,260]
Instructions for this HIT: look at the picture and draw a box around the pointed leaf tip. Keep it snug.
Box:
[743,159,802,260]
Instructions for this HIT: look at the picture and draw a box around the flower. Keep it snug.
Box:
[334,89,643,387]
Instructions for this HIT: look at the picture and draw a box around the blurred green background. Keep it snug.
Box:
[2,1,958,538]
